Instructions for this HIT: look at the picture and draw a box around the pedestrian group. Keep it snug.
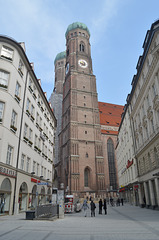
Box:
[82,197,124,217]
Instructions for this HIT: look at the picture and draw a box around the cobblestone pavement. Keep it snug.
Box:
[0,204,159,240]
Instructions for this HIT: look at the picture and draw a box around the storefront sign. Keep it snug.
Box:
[31,178,40,183]
[126,159,133,169]
[0,166,16,178]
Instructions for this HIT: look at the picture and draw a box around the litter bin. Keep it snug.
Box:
[26,210,35,220]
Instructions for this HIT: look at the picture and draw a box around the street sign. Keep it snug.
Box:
[37,182,48,185]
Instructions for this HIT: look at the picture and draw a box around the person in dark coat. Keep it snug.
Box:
[90,200,96,217]
[121,198,124,206]
[103,199,107,215]
[99,199,103,214]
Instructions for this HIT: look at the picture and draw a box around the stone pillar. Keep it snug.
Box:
[155,178,159,206]
[144,182,150,206]
[148,180,155,208]
[138,184,144,207]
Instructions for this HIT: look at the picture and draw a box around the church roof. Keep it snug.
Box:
[98,102,124,135]
[54,51,66,65]
[65,22,90,37]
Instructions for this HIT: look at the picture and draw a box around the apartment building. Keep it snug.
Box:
[0,35,56,215]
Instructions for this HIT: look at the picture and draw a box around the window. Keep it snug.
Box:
[107,138,117,190]
[24,123,28,138]
[26,157,30,172]
[37,163,39,176]
[10,110,17,130]
[0,102,4,122]
[84,168,89,187]
[26,98,30,113]
[85,131,87,134]
[32,161,36,173]
[31,104,34,117]
[15,82,21,100]
[0,70,9,88]
[29,128,32,141]
[28,78,33,91]
[41,166,43,176]
[18,60,24,76]
[152,83,157,97]
[21,154,25,170]
[86,153,88,158]
[154,147,159,165]
[35,134,38,146]
[6,145,13,165]
[1,45,13,60]
[80,43,85,52]
[44,168,46,178]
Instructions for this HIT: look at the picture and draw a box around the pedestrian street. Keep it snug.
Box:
[0,204,159,240]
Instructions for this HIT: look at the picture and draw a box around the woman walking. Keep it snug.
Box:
[103,199,107,215]
[82,199,89,217]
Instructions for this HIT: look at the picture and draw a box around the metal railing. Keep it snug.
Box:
[35,204,59,219]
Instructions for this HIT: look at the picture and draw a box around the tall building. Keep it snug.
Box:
[49,52,66,187]
[59,22,106,197]
[116,19,159,209]
[0,35,56,215]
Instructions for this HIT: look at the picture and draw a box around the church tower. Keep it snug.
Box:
[60,22,105,197]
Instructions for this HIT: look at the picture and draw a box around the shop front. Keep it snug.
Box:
[0,178,12,215]
[19,182,28,212]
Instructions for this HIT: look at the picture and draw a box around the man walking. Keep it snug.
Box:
[103,199,107,215]
[90,200,96,217]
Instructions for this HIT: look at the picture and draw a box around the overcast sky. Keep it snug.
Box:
[1,0,159,105]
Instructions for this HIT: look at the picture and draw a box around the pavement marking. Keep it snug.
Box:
[0,226,22,238]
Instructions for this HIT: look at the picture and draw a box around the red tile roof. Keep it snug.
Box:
[98,102,124,135]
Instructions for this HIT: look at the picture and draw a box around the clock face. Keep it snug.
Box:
[66,63,69,75]
[78,59,88,68]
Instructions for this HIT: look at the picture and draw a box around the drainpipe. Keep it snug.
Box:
[12,68,32,215]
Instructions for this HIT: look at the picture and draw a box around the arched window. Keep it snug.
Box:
[84,168,89,187]
[79,43,85,52]
[107,138,117,190]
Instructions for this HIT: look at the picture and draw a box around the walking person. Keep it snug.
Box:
[90,200,96,217]
[99,199,103,214]
[103,199,107,215]
[121,198,124,206]
[82,199,89,217]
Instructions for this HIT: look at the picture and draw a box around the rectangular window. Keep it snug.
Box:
[44,168,46,178]
[15,82,21,99]
[26,98,30,112]
[26,157,30,172]
[1,45,13,60]
[0,101,4,122]
[11,110,17,127]
[32,161,36,173]
[21,154,25,170]
[41,166,43,176]
[24,123,28,138]
[18,59,24,76]
[31,104,34,116]
[0,70,9,88]
[34,134,38,146]
[6,145,13,165]
[37,163,39,176]
[28,128,32,141]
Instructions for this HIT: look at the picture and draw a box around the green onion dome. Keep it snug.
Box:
[65,22,90,38]
[54,51,66,65]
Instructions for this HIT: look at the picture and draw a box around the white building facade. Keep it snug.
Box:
[117,20,159,209]
[116,103,139,205]
[0,35,56,215]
